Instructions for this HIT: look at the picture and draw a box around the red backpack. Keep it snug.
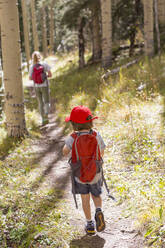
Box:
[69,130,103,183]
[32,64,47,84]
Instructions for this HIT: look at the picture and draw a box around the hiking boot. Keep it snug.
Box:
[85,221,95,235]
[95,209,105,232]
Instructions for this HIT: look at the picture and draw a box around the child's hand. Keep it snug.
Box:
[101,149,104,157]
[63,145,70,156]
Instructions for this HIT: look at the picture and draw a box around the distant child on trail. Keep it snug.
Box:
[63,105,106,235]
[29,51,52,125]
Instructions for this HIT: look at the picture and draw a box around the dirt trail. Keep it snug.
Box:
[30,114,144,248]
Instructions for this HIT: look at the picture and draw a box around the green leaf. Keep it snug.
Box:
[159,205,163,220]
[144,228,153,238]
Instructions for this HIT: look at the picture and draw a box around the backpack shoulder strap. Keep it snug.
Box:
[71,132,77,139]
[71,132,81,161]
[32,64,40,72]
[90,129,101,160]
[33,63,43,69]
[90,129,97,136]
[32,64,37,70]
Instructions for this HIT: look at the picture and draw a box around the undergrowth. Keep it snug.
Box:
[0,137,78,247]
[50,59,103,125]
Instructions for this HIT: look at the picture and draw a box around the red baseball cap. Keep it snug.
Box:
[65,105,98,124]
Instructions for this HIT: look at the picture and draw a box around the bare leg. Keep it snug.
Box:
[91,194,102,209]
[81,194,91,220]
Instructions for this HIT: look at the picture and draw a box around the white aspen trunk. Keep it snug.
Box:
[91,4,102,62]
[0,0,27,137]
[42,4,47,58]
[158,0,165,26]
[143,0,154,56]
[49,1,55,54]
[154,0,161,54]
[21,0,31,71]
[30,0,39,51]
[100,0,112,68]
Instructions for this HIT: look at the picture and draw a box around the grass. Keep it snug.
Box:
[95,56,165,247]
[50,57,103,126]
[0,51,165,247]
[0,135,78,247]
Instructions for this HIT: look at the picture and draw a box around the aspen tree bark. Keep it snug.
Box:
[154,0,161,54]
[21,0,31,71]
[100,0,112,68]
[90,3,102,62]
[158,0,165,26]
[0,25,3,70]
[0,0,27,137]
[30,0,39,51]
[143,0,154,56]
[42,4,47,58]
[49,0,56,54]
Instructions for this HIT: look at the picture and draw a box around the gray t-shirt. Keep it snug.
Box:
[29,62,51,88]
[65,130,106,184]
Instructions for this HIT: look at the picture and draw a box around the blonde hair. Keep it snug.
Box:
[32,51,42,64]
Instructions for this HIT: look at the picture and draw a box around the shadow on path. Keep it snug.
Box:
[70,234,105,248]
[28,114,67,191]
[28,169,71,227]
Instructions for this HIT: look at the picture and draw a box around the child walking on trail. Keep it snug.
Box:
[29,51,52,125]
[63,105,106,235]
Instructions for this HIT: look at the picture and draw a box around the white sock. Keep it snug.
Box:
[86,219,92,223]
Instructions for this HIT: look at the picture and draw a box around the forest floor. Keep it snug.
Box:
[28,110,144,248]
